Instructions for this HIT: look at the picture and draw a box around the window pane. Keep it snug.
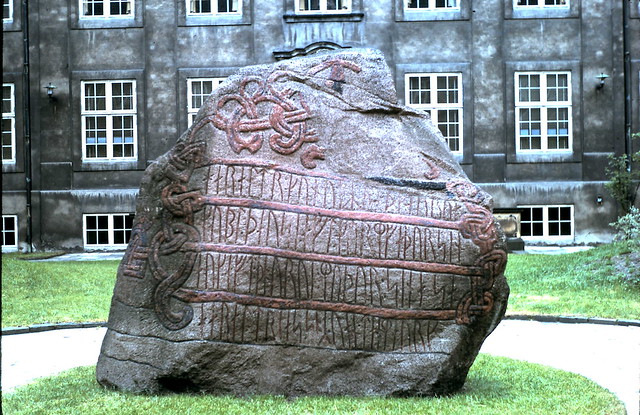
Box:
[97,215,109,228]
[125,214,135,228]
[299,0,319,11]
[112,82,134,111]
[87,231,97,245]
[2,85,13,114]
[83,0,104,16]
[546,107,570,150]
[190,0,212,13]
[519,74,540,102]
[518,108,542,150]
[3,0,11,20]
[97,230,109,244]
[532,222,544,236]
[84,83,106,111]
[532,207,543,221]
[84,116,108,158]
[110,0,132,15]
[437,109,460,152]
[112,115,135,158]
[436,76,458,104]
[408,76,430,105]
[547,73,569,102]
[190,80,214,110]
[3,216,15,231]
[112,213,134,244]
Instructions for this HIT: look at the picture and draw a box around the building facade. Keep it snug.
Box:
[3,0,639,251]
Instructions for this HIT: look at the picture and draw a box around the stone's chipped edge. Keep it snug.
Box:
[2,316,639,336]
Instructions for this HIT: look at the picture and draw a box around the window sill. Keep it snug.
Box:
[283,12,364,23]
[400,9,468,22]
[2,161,19,173]
[507,7,576,20]
[514,151,574,163]
[84,245,128,251]
[180,14,249,26]
[521,236,575,244]
[80,160,139,171]
[72,17,142,30]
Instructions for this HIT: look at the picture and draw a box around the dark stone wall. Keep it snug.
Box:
[2,0,637,250]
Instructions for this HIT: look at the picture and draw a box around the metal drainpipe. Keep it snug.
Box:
[22,0,32,252]
[623,1,632,176]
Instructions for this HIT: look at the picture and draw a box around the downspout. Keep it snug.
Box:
[21,0,32,252]
[622,0,632,175]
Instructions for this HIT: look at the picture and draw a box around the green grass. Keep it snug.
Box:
[505,242,640,320]
[1,254,118,327]
[1,355,625,415]
[2,242,639,328]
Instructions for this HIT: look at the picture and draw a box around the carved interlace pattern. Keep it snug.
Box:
[120,58,506,338]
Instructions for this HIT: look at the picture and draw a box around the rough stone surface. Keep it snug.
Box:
[96,49,509,397]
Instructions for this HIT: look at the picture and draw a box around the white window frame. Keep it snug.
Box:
[515,71,572,153]
[186,0,242,16]
[514,0,569,9]
[3,0,13,22]
[187,77,226,126]
[79,0,134,19]
[2,215,18,252]
[519,205,574,242]
[405,72,463,154]
[83,213,135,249]
[2,83,16,164]
[81,80,137,162]
[405,0,460,11]
[296,0,352,13]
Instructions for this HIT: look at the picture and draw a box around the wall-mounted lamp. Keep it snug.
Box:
[44,83,57,99]
[595,73,609,89]
[596,195,603,205]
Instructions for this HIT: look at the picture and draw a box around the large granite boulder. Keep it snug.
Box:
[96,49,509,397]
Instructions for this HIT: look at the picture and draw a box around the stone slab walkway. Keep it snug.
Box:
[481,320,640,415]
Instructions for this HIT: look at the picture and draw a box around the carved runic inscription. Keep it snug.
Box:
[145,159,506,353]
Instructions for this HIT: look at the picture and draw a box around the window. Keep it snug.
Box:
[406,0,459,10]
[80,0,133,18]
[81,80,137,161]
[3,0,12,21]
[2,215,18,250]
[2,83,15,164]
[515,71,571,152]
[187,78,226,126]
[297,0,351,13]
[84,213,135,248]
[406,73,463,153]
[187,0,240,15]
[515,0,568,7]
[520,205,573,240]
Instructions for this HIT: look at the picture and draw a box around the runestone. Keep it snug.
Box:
[96,49,509,396]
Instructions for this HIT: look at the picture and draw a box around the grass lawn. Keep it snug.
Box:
[506,241,640,320]
[2,242,639,328]
[1,255,119,327]
[1,355,625,415]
